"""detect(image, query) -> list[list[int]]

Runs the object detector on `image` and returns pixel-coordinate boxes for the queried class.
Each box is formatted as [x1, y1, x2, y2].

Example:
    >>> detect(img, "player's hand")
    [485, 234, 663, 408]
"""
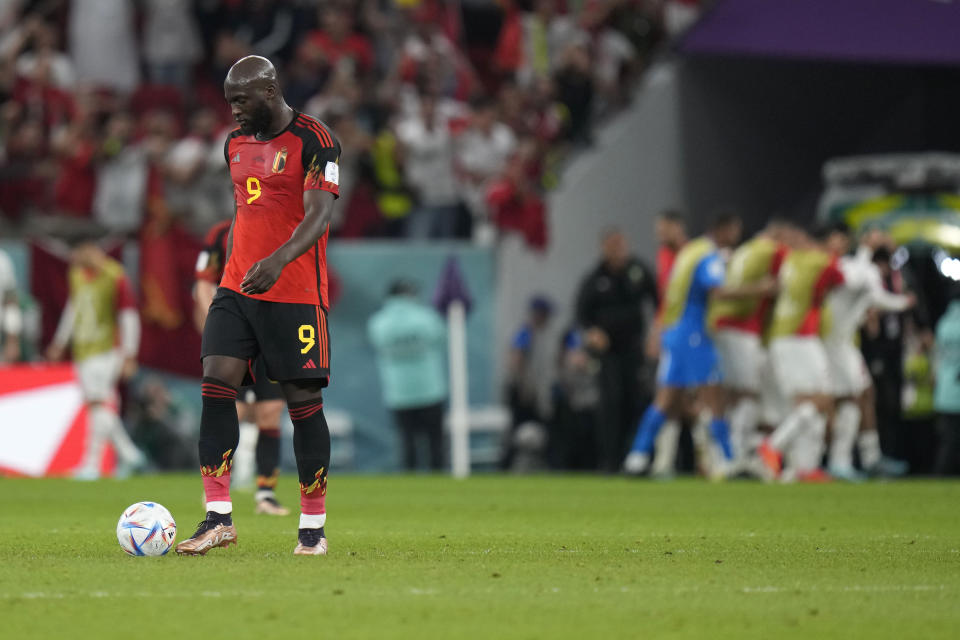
[757, 276, 779, 296]
[46, 343, 65, 362]
[121, 356, 138, 380]
[644, 327, 661, 360]
[241, 255, 286, 295]
[904, 293, 918, 309]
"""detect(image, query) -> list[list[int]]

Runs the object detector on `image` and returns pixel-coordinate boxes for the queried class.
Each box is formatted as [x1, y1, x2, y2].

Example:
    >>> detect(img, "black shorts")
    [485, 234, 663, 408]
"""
[202, 287, 330, 386]
[240, 357, 284, 402]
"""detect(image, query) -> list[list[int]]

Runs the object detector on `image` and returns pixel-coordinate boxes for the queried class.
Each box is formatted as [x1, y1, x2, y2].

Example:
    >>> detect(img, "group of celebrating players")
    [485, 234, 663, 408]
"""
[624, 212, 914, 482]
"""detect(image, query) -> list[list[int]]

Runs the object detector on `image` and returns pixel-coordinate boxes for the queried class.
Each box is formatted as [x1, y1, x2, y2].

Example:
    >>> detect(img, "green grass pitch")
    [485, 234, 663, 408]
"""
[1, 475, 958, 639]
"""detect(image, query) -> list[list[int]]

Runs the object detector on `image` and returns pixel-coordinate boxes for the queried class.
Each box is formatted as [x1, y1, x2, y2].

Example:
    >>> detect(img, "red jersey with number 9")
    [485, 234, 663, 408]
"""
[220, 111, 340, 308]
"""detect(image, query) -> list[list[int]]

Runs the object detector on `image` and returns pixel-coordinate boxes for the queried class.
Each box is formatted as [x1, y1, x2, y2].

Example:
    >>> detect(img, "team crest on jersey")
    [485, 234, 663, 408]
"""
[272, 147, 288, 174]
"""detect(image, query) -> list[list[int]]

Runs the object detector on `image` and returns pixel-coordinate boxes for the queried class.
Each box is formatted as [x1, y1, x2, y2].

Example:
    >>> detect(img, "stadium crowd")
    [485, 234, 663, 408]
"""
[0, 0, 664, 243]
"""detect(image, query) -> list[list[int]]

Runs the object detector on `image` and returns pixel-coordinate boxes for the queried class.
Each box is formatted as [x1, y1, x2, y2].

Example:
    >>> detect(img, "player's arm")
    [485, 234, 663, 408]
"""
[867, 269, 915, 313]
[1, 289, 21, 363]
[241, 189, 336, 295]
[711, 278, 778, 301]
[116, 275, 140, 379]
[701, 253, 776, 301]
[46, 300, 76, 362]
[194, 280, 217, 332]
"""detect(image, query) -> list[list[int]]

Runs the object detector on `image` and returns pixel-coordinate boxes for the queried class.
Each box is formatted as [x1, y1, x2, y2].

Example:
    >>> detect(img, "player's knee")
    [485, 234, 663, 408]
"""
[202, 355, 247, 388]
[281, 380, 324, 405]
[255, 400, 285, 427]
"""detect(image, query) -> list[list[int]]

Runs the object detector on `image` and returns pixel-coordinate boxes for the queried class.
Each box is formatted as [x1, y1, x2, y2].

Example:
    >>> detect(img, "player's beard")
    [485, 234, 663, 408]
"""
[241, 101, 273, 137]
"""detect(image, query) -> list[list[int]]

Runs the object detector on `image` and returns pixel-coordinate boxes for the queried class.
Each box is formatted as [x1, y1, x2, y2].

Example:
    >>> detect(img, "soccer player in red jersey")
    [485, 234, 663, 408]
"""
[176, 56, 340, 556]
[194, 220, 290, 516]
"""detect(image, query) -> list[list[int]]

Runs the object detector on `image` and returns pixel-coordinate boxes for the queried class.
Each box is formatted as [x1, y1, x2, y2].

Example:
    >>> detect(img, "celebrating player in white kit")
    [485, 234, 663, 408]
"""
[822, 227, 914, 480]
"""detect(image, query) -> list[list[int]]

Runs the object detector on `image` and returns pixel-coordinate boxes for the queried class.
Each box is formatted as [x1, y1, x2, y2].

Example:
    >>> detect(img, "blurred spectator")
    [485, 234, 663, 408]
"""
[10, 17, 76, 90]
[50, 98, 98, 218]
[485, 140, 547, 249]
[396, 91, 462, 239]
[142, 0, 202, 88]
[0, 247, 21, 363]
[399, 8, 475, 101]
[297, 3, 374, 85]
[368, 279, 448, 471]
[0, 109, 51, 220]
[92, 110, 147, 234]
[934, 294, 960, 475]
[586, 8, 637, 111]
[664, 0, 702, 37]
[553, 42, 594, 144]
[369, 121, 415, 237]
[456, 95, 516, 243]
[164, 107, 233, 236]
[495, 0, 587, 87]
[551, 327, 600, 469]
[502, 295, 554, 468]
[69, 0, 140, 93]
[576, 228, 657, 472]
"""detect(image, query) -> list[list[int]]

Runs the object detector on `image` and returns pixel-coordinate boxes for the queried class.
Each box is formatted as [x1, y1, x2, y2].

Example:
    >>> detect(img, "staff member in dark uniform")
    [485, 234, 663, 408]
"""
[575, 228, 657, 472]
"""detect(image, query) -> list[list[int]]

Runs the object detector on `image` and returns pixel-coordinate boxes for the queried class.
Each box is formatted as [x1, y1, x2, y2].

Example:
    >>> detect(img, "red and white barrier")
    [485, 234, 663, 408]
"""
[0, 364, 114, 477]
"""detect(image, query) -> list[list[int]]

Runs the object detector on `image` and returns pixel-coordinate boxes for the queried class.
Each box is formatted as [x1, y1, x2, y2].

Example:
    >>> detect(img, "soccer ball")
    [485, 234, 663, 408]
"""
[116, 502, 177, 557]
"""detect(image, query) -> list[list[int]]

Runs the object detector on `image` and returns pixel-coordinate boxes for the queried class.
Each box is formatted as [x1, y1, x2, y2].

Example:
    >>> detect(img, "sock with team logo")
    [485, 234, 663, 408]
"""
[199, 377, 240, 513]
[629, 406, 668, 455]
[255, 426, 281, 498]
[289, 398, 330, 525]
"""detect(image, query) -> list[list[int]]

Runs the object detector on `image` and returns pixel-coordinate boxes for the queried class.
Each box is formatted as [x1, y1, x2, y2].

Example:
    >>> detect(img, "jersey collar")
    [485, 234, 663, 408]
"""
[254, 109, 299, 142]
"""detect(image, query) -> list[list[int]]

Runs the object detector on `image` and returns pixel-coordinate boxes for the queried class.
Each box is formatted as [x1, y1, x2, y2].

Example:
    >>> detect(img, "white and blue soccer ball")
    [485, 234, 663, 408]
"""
[116, 502, 177, 557]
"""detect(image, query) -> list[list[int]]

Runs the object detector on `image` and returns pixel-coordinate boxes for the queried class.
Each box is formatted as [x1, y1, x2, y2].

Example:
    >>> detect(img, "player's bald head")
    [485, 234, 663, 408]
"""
[224, 56, 286, 135]
[225, 55, 279, 93]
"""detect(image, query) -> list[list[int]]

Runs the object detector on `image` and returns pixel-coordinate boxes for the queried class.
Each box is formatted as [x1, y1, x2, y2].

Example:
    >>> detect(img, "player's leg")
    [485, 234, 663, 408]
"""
[716, 331, 762, 471]
[255, 299, 333, 555]
[248, 358, 289, 515]
[650, 419, 680, 478]
[74, 351, 144, 480]
[423, 402, 445, 471]
[828, 397, 862, 481]
[177, 290, 257, 555]
[824, 343, 865, 481]
[254, 398, 289, 515]
[76, 400, 108, 480]
[283, 380, 330, 556]
[761, 338, 828, 478]
[700, 383, 734, 477]
[394, 408, 418, 470]
[784, 393, 831, 482]
[624, 385, 681, 474]
[856, 384, 887, 474]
